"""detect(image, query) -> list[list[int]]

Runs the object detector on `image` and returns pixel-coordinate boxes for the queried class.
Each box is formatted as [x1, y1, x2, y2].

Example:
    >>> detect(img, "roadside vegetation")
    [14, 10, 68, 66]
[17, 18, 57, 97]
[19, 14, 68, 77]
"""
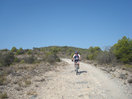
[39, 36, 132, 66]
[0, 46, 62, 98]
[0, 36, 131, 68]
[96, 36, 132, 65]
[1, 36, 131, 67]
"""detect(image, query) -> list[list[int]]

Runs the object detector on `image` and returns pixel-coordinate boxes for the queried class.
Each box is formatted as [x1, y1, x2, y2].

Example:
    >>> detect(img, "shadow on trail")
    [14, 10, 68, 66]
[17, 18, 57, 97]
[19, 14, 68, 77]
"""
[78, 70, 87, 75]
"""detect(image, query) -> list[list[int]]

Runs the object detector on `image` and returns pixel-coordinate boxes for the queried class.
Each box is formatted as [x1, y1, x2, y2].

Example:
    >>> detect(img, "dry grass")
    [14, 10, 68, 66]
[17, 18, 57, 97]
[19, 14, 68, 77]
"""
[0, 92, 8, 99]
[125, 64, 132, 68]
[18, 77, 31, 88]
[27, 90, 37, 96]
[0, 76, 7, 85]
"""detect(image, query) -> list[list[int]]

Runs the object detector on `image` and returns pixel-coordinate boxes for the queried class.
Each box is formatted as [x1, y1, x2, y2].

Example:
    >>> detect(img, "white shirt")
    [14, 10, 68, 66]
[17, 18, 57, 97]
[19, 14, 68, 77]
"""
[73, 54, 80, 58]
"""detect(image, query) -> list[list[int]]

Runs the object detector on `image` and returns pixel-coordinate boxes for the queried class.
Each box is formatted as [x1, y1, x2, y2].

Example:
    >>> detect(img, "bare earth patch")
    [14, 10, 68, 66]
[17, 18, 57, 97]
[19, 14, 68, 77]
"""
[0, 61, 67, 99]
[37, 59, 132, 99]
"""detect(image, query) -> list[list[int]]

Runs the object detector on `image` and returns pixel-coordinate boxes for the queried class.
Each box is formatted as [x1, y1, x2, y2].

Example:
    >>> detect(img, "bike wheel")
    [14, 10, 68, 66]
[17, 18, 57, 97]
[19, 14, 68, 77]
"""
[75, 64, 79, 75]
[76, 69, 78, 75]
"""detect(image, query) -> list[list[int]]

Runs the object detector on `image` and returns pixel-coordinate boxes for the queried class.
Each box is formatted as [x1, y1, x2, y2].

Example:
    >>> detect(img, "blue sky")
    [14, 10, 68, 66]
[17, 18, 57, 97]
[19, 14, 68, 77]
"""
[0, 0, 132, 50]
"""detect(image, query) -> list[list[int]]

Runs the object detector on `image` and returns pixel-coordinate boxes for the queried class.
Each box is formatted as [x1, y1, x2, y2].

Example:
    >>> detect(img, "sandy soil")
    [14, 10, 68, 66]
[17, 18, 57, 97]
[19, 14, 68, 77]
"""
[35, 59, 132, 99]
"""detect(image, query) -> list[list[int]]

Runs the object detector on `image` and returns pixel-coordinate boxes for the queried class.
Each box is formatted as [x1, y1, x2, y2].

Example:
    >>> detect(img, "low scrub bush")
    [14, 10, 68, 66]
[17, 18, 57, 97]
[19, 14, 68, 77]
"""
[0, 76, 7, 85]
[44, 52, 60, 64]
[27, 50, 32, 55]
[47, 54, 58, 63]
[23, 56, 35, 64]
[24, 80, 31, 86]
[0, 92, 8, 99]
[96, 51, 116, 64]
[18, 79, 31, 87]
[16, 48, 24, 55]
[14, 57, 20, 63]
[20, 60, 25, 64]
[0, 49, 9, 51]
[125, 64, 132, 68]
[0, 52, 15, 66]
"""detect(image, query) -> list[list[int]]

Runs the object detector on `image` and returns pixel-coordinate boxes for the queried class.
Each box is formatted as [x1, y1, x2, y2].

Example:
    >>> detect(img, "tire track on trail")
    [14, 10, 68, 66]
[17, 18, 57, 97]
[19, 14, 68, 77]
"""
[36, 59, 132, 99]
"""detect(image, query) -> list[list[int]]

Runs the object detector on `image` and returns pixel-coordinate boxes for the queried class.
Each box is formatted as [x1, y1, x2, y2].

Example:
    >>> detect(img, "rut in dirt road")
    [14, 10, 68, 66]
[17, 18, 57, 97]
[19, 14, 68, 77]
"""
[37, 59, 132, 99]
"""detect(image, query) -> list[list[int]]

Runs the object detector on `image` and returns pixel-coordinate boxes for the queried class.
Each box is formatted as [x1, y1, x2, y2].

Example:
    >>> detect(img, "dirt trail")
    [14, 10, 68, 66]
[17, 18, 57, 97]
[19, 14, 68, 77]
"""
[36, 59, 132, 99]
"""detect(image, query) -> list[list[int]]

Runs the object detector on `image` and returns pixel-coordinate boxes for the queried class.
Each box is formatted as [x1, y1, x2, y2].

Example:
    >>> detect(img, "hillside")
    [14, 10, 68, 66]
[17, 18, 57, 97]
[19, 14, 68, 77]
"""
[0, 36, 132, 98]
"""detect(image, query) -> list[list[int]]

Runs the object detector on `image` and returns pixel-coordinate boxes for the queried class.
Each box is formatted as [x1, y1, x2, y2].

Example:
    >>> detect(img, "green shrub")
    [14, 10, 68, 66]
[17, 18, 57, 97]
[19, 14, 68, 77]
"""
[0, 49, 9, 51]
[50, 46, 60, 55]
[71, 52, 74, 58]
[0, 52, 15, 66]
[87, 54, 94, 60]
[14, 57, 20, 63]
[112, 36, 132, 63]
[16, 48, 24, 55]
[66, 48, 74, 56]
[87, 46, 101, 60]
[27, 50, 32, 55]
[56, 58, 61, 62]
[11, 46, 17, 52]
[20, 60, 25, 64]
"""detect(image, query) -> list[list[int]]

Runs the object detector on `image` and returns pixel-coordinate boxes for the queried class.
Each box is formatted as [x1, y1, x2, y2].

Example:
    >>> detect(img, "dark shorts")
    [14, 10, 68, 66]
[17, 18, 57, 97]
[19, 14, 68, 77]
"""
[74, 60, 79, 63]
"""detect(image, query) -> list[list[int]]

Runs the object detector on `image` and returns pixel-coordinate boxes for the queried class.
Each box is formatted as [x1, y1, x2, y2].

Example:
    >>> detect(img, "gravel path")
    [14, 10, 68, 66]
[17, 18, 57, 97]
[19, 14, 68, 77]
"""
[36, 59, 132, 99]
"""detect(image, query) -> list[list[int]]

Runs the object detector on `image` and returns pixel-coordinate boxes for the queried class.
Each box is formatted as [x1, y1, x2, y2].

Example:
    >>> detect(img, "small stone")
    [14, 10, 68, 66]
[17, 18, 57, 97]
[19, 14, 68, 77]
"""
[35, 84, 39, 87]
[15, 87, 22, 91]
[127, 79, 132, 83]
[122, 67, 126, 70]
[13, 81, 17, 84]
[94, 64, 97, 66]
[40, 78, 45, 82]
[119, 74, 127, 79]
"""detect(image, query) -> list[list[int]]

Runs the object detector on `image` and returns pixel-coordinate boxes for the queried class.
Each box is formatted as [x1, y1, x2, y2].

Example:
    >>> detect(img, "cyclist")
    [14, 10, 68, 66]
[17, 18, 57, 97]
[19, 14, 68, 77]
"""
[72, 51, 81, 70]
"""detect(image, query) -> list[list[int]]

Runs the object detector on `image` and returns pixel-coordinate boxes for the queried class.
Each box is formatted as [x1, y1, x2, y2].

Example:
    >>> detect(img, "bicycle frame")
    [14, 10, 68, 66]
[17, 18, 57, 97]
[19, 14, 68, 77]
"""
[75, 61, 79, 75]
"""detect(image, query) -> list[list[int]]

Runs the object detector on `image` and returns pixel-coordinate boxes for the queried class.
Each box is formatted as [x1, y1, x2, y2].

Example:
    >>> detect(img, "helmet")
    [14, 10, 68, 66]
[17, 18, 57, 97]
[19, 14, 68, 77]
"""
[75, 51, 78, 54]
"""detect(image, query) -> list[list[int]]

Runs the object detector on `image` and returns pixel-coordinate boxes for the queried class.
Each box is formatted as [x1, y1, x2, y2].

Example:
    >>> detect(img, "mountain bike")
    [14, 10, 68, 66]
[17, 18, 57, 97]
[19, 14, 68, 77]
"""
[75, 61, 79, 75]
[72, 59, 80, 75]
